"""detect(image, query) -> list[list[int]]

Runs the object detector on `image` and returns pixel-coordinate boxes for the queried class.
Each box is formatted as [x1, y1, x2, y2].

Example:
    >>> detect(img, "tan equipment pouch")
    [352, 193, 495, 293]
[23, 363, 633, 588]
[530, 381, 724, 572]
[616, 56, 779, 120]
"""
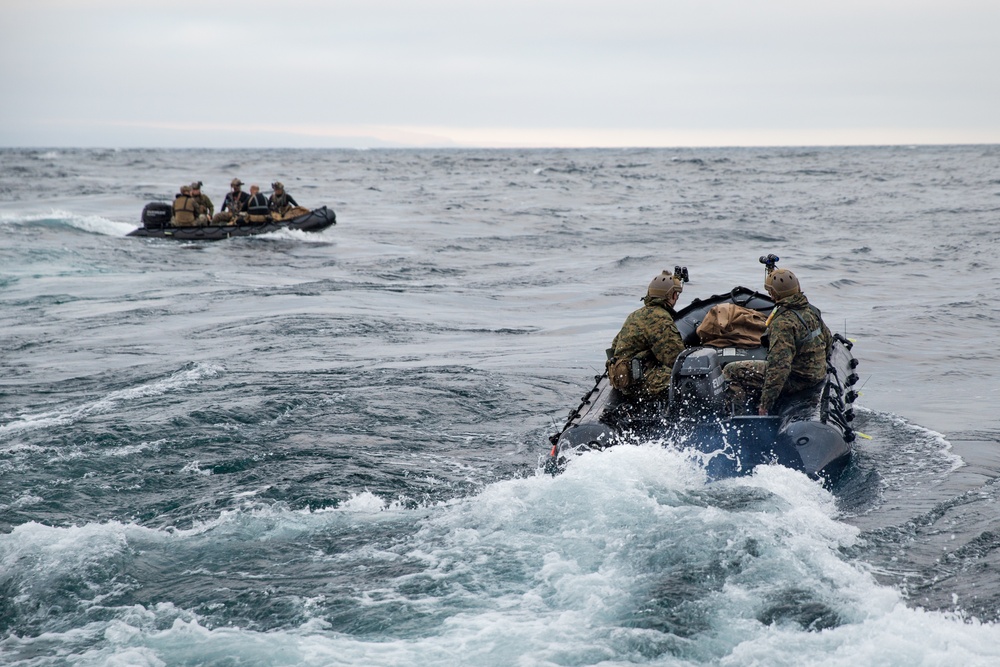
[608, 357, 633, 389]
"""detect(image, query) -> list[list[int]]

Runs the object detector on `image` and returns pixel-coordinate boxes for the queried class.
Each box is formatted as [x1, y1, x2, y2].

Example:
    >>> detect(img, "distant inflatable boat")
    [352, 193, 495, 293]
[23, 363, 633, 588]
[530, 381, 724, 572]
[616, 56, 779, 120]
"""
[127, 202, 336, 240]
[546, 286, 859, 481]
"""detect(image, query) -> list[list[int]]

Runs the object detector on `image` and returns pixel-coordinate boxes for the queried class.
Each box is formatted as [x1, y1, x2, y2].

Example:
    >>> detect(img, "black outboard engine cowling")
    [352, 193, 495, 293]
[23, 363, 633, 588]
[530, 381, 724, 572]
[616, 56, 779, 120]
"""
[141, 202, 173, 229]
[668, 347, 727, 421]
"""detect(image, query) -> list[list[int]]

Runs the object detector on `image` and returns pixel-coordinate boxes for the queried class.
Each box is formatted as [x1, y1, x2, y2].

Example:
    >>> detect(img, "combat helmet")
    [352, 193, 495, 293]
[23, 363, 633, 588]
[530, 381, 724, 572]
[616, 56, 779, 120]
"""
[764, 268, 800, 299]
[271, 181, 284, 191]
[646, 266, 688, 300]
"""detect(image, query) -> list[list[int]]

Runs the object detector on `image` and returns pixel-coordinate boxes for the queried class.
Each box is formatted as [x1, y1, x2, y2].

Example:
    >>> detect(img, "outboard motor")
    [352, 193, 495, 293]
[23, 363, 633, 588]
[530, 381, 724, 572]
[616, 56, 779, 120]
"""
[141, 202, 173, 229]
[668, 347, 727, 421]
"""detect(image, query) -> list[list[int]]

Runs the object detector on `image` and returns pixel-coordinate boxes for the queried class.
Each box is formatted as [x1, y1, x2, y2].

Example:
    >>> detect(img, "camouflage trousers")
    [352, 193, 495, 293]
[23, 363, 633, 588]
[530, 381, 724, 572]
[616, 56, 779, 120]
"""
[721, 360, 766, 415]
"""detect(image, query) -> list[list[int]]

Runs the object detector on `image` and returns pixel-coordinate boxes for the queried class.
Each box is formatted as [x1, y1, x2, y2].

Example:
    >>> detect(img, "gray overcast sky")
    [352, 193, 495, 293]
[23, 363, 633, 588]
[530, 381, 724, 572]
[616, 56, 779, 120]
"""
[2, 0, 998, 148]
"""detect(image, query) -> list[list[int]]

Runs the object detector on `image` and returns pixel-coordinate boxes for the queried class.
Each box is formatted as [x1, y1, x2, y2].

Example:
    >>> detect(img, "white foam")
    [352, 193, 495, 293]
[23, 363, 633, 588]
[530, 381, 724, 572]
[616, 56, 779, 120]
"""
[179, 460, 212, 476]
[339, 489, 397, 512]
[4, 446, 1000, 665]
[245, 226, 335, 243]
[885, 411, 965, 474]
[0, 209, 137, 236]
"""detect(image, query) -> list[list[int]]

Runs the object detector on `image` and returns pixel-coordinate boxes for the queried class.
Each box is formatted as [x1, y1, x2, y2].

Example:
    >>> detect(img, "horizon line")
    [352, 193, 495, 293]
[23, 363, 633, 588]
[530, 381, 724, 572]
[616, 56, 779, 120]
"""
[3, 140, 1000, 151]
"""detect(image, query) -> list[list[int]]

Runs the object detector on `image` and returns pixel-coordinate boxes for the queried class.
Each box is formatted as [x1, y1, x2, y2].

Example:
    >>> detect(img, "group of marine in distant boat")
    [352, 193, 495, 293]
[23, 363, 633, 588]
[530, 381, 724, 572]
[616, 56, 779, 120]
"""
[172, 178, 302, 227]
[128, 178, 337, 240]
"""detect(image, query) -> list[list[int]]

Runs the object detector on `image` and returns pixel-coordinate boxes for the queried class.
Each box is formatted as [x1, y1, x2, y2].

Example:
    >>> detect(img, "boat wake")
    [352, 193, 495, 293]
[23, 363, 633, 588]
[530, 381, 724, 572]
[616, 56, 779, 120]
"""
[4, 445, 1000, 665]
[0, 210, 136, 237]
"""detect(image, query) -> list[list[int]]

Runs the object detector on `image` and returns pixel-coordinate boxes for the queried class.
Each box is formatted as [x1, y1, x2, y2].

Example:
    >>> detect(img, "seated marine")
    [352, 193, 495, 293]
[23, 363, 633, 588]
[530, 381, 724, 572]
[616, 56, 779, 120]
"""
[606, 267, 688, 399]
[723, 261, 832, 415]
[268, 181, 299, 218]
[213, 178, 251, 224]
[246, 184, 271, 223]
[190, 181, 214, 219]
[172, 185, 205, 227]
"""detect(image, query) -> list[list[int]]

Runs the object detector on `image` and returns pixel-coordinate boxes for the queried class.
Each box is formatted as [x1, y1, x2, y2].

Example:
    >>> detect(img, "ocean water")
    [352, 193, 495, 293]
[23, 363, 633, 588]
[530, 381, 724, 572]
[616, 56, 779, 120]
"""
[1, 145, 999, 666]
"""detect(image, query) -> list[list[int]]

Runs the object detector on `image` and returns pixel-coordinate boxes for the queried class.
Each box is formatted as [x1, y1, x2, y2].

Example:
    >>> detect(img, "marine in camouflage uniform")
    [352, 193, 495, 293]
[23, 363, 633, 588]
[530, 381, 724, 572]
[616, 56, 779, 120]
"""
[723, 268, 832, 415]
[190, 182, 214, 219]
[607, 271, 686, 398]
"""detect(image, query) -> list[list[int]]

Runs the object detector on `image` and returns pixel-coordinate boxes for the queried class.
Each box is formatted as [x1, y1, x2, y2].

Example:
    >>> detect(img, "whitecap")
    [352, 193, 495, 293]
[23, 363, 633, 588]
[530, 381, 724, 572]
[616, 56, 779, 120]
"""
[0, 363, 224, 442]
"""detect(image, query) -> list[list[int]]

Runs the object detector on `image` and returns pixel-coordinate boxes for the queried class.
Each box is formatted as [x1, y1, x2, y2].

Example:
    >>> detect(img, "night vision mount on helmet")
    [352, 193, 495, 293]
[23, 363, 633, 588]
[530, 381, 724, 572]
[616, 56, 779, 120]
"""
[760, 254, 801, 300]
[646, 266, 690, 299]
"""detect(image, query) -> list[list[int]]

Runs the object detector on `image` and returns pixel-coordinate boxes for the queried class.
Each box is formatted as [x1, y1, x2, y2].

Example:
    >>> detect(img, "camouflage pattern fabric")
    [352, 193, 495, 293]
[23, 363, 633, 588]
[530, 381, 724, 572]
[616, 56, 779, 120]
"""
[192, 193, 214, 217]
[759, 293, 832, 412]
[607, 296, 684, 397]
[721, 359, 766, 415]
[722, 292, 831, 414]
[759, 293, 832, 411]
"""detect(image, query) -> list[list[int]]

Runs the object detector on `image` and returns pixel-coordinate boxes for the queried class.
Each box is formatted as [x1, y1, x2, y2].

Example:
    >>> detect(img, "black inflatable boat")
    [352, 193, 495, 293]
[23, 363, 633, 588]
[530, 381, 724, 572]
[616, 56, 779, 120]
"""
[546, 286, 859, 480]
[126, 202, 336, 240]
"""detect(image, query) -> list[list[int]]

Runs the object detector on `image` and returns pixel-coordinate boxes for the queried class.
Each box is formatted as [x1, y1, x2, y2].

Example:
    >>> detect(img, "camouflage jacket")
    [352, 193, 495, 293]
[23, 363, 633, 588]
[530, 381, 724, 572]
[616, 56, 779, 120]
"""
[608, 296, 684, 396]
[760, 292, 832, 412]
[192, 193, 214, 217]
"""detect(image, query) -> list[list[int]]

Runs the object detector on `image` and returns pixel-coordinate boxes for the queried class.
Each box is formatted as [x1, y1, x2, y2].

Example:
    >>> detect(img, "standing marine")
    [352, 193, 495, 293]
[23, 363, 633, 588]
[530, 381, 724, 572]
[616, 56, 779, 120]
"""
[606, 267, 689, 398]
[723, 256, 832, 415]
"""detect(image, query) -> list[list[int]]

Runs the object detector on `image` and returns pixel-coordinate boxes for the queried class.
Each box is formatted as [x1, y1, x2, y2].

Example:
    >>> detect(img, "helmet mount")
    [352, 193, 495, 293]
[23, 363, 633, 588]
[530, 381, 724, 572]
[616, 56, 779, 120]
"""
[759, 253, 780, 275]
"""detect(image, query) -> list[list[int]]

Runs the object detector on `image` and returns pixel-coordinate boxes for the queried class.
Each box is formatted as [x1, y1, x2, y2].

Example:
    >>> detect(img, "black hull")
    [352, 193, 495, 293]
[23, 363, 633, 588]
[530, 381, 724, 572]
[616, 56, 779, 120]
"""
[548, 286, 858, 481]
[127, 206, 336, 240]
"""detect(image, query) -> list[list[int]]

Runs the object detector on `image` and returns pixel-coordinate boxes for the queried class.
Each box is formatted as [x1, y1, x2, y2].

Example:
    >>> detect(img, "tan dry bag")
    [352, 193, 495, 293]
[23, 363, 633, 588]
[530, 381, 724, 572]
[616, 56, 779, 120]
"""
[696, 303, 768, 348]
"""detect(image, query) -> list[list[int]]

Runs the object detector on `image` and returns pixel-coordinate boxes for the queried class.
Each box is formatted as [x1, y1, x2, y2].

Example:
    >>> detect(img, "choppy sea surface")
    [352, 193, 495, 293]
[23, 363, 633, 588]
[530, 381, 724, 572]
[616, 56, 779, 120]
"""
[1, 146, 1000, 666]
